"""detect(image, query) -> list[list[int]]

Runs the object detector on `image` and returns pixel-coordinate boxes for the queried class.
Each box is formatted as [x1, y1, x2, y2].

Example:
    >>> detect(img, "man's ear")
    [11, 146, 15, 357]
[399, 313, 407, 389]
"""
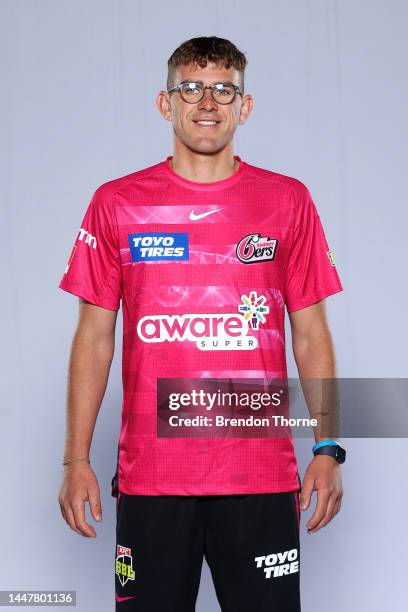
[156, 91, 172, 121]
[238, 95, 254, 124]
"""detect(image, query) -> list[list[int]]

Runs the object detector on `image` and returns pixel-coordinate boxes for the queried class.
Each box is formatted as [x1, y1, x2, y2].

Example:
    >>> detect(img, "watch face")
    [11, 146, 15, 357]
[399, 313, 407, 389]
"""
[336, 446, 346, 463]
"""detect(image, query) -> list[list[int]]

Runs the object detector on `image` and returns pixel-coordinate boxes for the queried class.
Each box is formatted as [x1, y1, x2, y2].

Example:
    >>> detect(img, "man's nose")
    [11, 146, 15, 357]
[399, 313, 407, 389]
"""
[197, 88, 217, 110]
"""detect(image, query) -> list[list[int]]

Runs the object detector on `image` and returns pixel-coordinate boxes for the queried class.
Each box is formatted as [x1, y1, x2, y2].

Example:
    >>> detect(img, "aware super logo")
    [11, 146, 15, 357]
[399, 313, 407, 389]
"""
[136, 291, 269, 351]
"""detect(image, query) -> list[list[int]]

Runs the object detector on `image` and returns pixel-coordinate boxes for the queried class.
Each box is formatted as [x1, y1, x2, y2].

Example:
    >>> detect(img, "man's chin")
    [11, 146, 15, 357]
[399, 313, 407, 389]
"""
[183, 138, 228, 155]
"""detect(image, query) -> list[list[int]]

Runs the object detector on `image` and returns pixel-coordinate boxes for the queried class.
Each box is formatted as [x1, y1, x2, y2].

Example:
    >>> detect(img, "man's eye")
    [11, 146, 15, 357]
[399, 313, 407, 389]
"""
[185, 83, 200, 93]
[214, 85, 233, 96]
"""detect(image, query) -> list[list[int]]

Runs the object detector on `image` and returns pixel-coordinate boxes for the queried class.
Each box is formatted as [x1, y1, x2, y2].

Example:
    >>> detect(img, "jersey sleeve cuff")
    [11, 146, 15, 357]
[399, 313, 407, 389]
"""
[58, 279, 120, 311]
[285, 283, 344, 314]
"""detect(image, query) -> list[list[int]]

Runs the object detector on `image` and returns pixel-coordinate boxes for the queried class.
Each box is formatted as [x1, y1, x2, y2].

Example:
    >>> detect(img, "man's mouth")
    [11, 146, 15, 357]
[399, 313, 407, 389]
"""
[193, 119, 221, 126]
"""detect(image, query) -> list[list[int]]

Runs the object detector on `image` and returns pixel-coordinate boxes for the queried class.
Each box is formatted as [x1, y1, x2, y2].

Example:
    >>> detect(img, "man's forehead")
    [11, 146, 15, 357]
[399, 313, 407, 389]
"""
[175, 61, 239, 84]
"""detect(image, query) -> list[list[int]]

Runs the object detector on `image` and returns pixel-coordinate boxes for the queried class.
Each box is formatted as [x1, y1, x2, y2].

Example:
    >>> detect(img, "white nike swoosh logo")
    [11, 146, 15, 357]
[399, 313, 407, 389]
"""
[189, 208, 223, 221]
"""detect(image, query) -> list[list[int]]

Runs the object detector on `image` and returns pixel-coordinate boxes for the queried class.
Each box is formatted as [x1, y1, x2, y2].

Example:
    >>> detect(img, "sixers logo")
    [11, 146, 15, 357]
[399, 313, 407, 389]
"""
[236, 233, 278, 264]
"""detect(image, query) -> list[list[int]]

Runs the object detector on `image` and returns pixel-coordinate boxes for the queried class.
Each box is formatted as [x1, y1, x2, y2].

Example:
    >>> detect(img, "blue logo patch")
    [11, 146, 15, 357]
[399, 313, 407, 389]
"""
[128, 232, 189, 262]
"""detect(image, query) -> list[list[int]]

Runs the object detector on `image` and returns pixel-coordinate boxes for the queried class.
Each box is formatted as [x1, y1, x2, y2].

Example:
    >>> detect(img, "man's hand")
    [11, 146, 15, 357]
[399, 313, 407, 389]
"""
[300, 455, 343, 532]
[58, 463, 102, 537]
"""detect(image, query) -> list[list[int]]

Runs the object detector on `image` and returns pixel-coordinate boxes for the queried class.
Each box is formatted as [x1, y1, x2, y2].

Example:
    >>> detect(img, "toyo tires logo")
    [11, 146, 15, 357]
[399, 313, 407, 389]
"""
[136, 292, 269, 351]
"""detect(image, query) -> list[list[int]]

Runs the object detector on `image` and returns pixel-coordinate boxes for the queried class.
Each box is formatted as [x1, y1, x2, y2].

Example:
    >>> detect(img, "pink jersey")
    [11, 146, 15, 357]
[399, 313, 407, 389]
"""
[59, 155, 343, 495]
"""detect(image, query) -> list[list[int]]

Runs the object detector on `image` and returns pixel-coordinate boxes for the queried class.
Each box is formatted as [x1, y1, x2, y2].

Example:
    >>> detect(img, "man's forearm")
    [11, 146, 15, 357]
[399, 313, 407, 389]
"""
[292, 330, 340, 442]
[292, 324, 336, 377]
[63, 331, 114, 461]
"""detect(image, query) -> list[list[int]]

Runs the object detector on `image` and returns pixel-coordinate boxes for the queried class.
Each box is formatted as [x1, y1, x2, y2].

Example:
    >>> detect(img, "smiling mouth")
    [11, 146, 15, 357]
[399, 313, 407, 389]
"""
[193, 119, 221, 127]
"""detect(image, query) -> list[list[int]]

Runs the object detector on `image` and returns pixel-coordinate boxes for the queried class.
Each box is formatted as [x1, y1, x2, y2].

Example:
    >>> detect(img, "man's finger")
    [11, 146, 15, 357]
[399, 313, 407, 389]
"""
[88, 489, 102, 522]
[64, 504, 85, 537]
[333, 492, 343, 516]
[307, 488, 330, 531]
[71, 500, 97, 538]
[59, 499, 67, 521]
[309, 492, 337, 532]
[300, 476, 314, 510]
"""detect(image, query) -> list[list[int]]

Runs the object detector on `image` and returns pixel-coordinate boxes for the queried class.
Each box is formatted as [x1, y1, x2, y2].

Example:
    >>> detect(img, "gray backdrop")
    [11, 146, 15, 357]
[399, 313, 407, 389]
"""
[1, 0, 407, 610]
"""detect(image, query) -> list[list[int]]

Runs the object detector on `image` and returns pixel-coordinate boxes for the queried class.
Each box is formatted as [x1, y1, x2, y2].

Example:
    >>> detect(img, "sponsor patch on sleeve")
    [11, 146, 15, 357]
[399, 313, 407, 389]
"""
[327, 250, 336, 266]
[64, 244, 77, 274]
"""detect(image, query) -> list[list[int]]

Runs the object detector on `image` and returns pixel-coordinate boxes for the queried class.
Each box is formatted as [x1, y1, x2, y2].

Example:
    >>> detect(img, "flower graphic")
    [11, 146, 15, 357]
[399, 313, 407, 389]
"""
[238, 291, 269, 329]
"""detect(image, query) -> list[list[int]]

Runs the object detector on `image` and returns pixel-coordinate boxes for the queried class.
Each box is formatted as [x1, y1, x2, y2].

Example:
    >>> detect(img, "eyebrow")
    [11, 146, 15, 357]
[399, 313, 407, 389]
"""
[178, 79, 235, 86]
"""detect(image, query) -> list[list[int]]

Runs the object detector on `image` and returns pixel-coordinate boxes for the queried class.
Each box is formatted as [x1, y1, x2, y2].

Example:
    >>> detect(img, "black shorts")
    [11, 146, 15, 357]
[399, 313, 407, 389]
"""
[114, 488, 301, 612]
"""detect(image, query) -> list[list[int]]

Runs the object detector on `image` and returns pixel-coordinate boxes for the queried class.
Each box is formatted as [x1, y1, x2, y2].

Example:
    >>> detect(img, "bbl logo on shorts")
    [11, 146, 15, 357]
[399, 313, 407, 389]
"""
[128, 232, 189, 262]
[236, 232, 278, 264]
[116, 544, 135, 586]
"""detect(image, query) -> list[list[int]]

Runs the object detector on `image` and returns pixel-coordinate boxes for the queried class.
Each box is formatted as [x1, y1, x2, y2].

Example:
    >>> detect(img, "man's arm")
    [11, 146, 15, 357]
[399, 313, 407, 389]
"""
[58, 298, 118, 538]
[288, 299, 343, 532]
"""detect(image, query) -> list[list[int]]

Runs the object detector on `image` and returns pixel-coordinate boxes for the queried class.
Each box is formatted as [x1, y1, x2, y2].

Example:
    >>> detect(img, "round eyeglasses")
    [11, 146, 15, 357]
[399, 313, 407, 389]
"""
[167, 81, 243, 105]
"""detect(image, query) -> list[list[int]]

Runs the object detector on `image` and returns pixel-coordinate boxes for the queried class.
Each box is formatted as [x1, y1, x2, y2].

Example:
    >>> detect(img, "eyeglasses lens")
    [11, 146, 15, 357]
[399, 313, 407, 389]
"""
[180, 82, 235, 104]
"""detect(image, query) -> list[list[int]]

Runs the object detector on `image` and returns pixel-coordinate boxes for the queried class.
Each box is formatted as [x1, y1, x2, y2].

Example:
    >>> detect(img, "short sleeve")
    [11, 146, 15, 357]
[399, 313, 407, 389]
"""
[58, 186, 122, 311]
[285, 184, 343, 313]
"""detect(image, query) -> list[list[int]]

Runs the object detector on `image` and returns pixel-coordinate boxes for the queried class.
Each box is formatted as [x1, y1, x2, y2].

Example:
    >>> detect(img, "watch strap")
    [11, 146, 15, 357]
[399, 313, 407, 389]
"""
[313, 444, 346, 464]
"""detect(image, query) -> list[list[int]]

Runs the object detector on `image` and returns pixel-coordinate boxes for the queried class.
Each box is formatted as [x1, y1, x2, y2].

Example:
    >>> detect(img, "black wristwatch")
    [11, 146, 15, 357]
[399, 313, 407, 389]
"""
[313, 444, 346, 464]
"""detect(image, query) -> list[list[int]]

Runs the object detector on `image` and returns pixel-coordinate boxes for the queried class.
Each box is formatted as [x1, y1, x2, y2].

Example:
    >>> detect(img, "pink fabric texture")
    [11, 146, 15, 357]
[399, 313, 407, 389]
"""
[59, 156, 343, 495]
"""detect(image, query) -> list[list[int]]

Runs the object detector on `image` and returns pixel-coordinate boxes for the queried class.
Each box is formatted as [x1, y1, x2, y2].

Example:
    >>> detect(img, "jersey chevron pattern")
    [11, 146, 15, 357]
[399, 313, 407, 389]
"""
[59, 155, 343, 495]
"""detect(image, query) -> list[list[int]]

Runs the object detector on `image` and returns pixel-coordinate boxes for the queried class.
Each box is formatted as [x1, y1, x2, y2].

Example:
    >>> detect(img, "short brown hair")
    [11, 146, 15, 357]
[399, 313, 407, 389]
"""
[167, 36, 248, 93]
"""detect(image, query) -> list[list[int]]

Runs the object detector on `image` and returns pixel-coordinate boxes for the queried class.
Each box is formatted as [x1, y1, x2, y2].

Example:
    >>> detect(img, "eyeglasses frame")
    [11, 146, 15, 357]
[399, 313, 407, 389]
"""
[167, 80, 244, 105]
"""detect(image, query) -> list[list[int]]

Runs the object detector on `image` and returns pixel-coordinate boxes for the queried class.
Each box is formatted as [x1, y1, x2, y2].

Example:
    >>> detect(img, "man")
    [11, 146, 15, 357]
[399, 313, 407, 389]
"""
[58, 36, 345, 611]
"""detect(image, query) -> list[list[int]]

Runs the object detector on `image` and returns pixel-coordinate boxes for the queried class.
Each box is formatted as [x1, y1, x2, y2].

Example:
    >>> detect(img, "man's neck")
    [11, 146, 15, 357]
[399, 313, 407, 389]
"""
[169, 147, 239, 183]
